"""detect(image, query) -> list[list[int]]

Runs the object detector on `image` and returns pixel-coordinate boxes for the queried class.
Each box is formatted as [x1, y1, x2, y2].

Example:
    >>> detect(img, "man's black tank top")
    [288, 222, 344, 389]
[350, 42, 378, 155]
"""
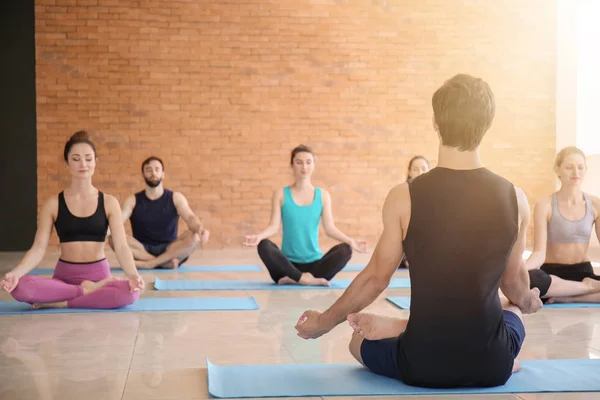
[129, 189, 179, 246]
[399, 167, 519, 388]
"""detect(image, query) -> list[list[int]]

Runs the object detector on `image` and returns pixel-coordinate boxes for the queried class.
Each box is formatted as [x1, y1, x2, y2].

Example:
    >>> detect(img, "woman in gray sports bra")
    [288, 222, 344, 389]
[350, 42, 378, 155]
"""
[526, 147, 600, 303]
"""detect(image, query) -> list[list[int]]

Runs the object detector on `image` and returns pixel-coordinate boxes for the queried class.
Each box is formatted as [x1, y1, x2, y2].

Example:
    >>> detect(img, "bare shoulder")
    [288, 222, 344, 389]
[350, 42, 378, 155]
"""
[513, 186, 529, 210]
[511, 186, 531, 228]
[42, 195, 59, 218]
[587, 193, 600, 218]
[123, 193, 136, 206]
[320, 188, 331, 202]
[586, 193, 600, 204]
[385, 183, 410, 213]
[380, 184, 410, 239]
[172, 191, 186, 202]
[103, 193, 120, 210]
[534, 194, 553, 212]
[273, 187, 285, 203]
[391, 182, 410, 201]
[44, 195, 59, 209]
[527, 194, 553, 224]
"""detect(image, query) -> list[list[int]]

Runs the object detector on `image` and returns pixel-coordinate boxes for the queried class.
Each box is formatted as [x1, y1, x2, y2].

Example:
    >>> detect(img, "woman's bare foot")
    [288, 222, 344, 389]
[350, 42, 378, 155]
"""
[278, 277, 297, 285]
[347, 313, 408, 341]
[278, 274, 330, 286]
[32, 301, 68, 310]
[512, 359, 521, 373]
[583, 277, 600, 293]
[164, 259, 179, 269]
[299, 273, 331, 287]
[81, 277, 116, 295]
[548, 279, 600, 304]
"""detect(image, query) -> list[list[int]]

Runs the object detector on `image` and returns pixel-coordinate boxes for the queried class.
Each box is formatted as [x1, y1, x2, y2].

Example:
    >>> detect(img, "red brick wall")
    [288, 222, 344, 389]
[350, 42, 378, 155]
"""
[35, 0, 556, 249]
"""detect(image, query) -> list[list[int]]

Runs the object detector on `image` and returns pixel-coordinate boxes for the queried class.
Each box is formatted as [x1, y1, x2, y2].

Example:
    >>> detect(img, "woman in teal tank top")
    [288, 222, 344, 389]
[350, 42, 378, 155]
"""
[243, 145, 367, 285]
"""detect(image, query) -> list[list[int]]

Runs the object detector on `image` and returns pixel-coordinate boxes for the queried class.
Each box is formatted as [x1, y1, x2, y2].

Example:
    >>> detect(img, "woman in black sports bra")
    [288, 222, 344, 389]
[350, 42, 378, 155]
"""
[1, 131, 145, 309]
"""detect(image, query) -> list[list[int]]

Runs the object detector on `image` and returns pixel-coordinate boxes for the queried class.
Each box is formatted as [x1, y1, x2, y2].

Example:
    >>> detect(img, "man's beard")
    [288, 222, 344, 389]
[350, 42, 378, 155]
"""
[145, 177, 162, 188]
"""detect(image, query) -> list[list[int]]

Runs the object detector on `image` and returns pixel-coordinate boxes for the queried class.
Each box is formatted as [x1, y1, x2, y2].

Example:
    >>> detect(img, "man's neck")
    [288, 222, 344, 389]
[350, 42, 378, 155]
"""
[436, 145, 484, 170]
[145, 185, 164, 200]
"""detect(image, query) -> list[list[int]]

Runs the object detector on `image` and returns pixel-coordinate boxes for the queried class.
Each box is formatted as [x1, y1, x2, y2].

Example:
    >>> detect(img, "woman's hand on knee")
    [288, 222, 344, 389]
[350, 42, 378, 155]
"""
[128, 274, 145, 292]
[1, 273, 19, 293]
[243, 234, 261, 247]
[349, 238, 368, 253]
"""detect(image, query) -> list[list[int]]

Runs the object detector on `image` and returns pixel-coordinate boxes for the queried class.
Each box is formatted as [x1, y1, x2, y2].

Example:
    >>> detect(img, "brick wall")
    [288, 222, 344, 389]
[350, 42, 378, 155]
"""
[35, 0, 556, 249]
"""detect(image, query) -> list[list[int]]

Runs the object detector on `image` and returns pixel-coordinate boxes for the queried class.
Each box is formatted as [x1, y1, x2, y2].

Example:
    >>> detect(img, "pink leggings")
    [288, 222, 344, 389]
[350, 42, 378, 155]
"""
[10, 259, 139, 309]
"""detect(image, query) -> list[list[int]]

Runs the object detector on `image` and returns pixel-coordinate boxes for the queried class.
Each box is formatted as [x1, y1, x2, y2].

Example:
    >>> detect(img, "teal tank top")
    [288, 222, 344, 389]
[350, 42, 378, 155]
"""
[281, 186, 323, 263]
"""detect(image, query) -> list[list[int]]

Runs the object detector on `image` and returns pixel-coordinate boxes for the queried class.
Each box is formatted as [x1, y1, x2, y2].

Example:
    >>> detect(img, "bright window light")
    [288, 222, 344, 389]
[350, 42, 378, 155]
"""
[576, 1, 600, 155]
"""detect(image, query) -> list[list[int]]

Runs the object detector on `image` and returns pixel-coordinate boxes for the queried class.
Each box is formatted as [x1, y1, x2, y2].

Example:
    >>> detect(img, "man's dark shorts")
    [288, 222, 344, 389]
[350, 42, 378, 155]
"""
[360, 310, 526, 381]
[143, 242, 189, 266]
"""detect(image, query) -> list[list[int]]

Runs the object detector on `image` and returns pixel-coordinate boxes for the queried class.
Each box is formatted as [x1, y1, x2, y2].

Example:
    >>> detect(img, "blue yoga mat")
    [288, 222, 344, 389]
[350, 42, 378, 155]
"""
[0, 297, 258, 315]
[387, 296, 412, 309]
[206, 358, 600, 397]
[387, 296, 600, 310]
[154, 277, 411, 291]
[343, 264, 365, 272]
[28, 264, 263, 276]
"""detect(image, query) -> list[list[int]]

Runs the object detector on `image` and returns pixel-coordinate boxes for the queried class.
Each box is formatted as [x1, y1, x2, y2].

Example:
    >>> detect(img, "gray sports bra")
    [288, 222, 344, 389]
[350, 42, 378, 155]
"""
[547, 192, 595, 244]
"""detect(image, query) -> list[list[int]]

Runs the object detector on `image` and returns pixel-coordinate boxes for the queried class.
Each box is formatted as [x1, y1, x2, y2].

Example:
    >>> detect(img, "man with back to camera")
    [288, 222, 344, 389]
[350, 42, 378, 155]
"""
[295, 74, 543, 388]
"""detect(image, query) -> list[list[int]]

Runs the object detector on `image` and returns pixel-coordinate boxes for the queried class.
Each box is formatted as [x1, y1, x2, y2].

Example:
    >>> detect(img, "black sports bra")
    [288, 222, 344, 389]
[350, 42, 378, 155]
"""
[54, 191, 109, 243]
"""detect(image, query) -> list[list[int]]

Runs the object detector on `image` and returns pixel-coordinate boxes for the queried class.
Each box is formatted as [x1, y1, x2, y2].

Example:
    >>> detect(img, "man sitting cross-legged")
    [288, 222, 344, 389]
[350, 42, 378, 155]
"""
[295, 74, 543, 389]
[109, 156, 209, 269]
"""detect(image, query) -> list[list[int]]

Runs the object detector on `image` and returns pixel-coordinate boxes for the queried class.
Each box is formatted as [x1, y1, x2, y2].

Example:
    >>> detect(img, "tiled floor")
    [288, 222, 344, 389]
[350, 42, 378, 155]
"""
[1, 249, 600, 399]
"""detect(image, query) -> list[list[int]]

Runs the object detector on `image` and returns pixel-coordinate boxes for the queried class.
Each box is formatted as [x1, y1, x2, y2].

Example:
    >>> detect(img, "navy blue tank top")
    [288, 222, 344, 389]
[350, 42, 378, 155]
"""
[129, 189, 179, 246]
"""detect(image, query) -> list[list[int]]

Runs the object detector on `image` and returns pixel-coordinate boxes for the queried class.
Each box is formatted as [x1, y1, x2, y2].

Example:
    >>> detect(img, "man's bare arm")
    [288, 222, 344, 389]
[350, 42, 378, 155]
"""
[319, 184, 407, 329]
